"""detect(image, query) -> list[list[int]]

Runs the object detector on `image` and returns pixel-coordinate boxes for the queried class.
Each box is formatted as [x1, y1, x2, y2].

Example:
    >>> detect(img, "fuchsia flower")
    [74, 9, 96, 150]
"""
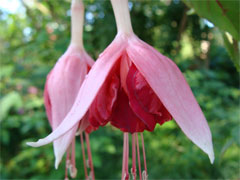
[28, 0, 214, 179]
[39, 0, 96, 179]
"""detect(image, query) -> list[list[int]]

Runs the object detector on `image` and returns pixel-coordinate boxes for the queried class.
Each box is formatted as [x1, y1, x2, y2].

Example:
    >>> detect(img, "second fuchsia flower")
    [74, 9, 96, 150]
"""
[42, 0, 96, 179]
[28, 0, 214, 178]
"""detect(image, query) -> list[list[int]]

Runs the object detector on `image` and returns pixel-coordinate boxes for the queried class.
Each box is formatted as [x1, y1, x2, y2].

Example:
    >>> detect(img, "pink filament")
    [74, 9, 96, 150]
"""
[131, 133, 136, 180]
[69, 139, 77, 178]
[141, 133, 147, 175]
[80, 133, 88, 179]
[136, 133, 142, 180]
[65, 149, 70, 180]
[122, 133, 129, 180]
[85, 132, 95, 180]
[71, 139, 76, 170]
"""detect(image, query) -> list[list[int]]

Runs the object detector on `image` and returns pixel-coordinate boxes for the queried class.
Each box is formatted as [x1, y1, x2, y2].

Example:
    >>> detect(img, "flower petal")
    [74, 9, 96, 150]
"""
[126, 64, 157, 131]
[54, 126, 78, 169]
[127, 36, 214, 163]
[110, 88, 146, 133]
[43, 72, 53, 126]
[45, 50, 89, 168]
[89, 72, 120, 127]
[26, 35, 127, 147]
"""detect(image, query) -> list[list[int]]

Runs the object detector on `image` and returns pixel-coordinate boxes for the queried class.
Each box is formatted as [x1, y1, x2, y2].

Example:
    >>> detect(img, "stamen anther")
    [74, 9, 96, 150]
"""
[88, 171, 94, 180]
[86, 159, 90, 168]
[142, 170, 148, 180]
[69, 165, 78, 178]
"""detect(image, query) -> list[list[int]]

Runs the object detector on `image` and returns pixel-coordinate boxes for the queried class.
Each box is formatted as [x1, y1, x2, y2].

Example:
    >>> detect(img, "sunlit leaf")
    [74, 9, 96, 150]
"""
[183, 0, 239, 70]
[183, 0, 239, 40]
[222, 32, 240, 71]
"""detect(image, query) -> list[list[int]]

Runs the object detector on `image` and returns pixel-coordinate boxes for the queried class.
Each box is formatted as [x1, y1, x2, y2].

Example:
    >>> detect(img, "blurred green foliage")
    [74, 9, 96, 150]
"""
[183, 0, 240, 71]
[0, 0, 239, 179]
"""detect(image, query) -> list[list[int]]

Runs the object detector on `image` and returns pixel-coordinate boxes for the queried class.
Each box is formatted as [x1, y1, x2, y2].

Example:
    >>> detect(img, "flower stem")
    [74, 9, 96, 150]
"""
[70, 0, 84, 48]
[110, 0, 133, 35]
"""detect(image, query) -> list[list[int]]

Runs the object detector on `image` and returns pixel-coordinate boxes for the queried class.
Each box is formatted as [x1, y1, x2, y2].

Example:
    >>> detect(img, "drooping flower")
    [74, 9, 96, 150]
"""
[27, 0, 214, 178]
[39, 0, 96, 179]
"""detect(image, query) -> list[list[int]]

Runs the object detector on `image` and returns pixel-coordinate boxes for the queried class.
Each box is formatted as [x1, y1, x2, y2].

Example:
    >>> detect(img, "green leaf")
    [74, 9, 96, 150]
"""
[183, 0, 240, 70]
[222, 32, 240, 71]
[0, 91, 23, 122]
[183, 0, 239, 41]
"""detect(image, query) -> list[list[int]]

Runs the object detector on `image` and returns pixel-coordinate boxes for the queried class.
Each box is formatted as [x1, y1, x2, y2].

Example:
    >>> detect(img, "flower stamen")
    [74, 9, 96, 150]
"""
[85, 132, 95, 180]
[64, 150, 70, 180]
[80, 133, 88, 179]
[131, 133, 136, 180]
[136, 133, 142, 180]
[70, 139, 77, 178]
[141, 133, 147, 176]
[122, 133, 129, 180]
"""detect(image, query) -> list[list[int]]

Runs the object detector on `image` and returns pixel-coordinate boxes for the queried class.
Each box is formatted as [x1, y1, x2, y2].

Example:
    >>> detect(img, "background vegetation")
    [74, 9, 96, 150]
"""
[0, 0, 239, 179]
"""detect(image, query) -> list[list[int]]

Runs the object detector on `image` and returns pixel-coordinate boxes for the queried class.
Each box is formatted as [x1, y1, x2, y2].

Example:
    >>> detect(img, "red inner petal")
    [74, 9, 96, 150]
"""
[126, 65, 157, 131]
[126, 65, 172, 129]
[85, 124, 98, 134]
[88, 72, 120, 127]
[110, 88, 146, 133]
